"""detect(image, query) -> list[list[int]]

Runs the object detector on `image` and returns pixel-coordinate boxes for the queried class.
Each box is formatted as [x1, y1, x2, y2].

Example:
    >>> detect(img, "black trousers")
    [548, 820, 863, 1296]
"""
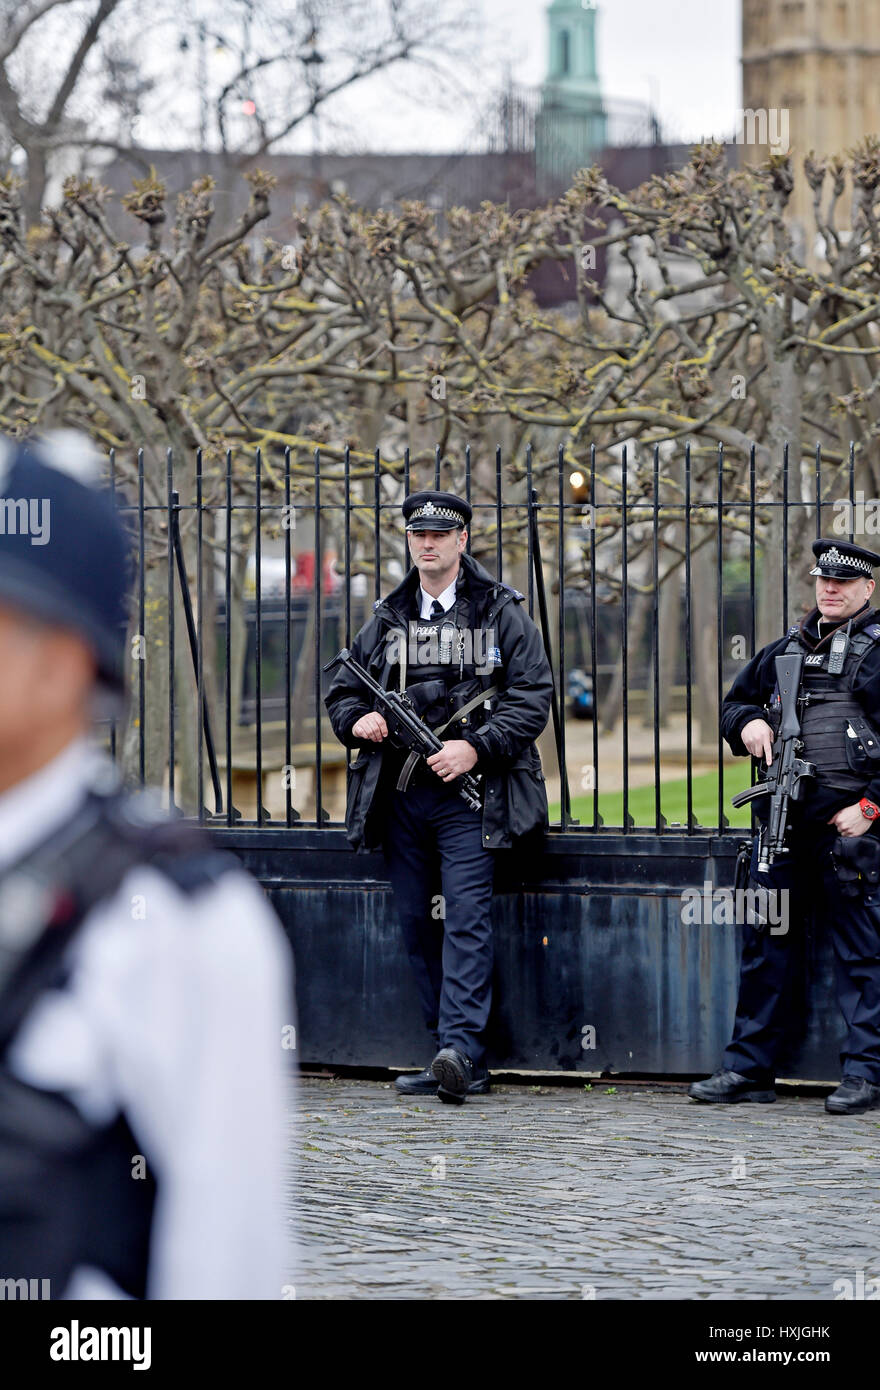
[723, 825, 880, 1084]
[382, 778, 494, 1066]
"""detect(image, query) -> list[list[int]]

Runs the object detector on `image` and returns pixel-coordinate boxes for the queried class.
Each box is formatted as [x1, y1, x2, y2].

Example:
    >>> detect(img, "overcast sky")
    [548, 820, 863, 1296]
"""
[320, 0, 742, 154]
[55, 0, 740, 159]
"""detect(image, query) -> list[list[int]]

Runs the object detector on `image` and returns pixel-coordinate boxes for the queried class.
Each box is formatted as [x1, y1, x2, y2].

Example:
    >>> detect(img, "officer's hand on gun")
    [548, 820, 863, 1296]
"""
[741, 718, 775, 765]
[740, 717, 871, 839]
[350, 713, 477, 783]
[352, 713, 388, 742]
[426, 740, 478, 783]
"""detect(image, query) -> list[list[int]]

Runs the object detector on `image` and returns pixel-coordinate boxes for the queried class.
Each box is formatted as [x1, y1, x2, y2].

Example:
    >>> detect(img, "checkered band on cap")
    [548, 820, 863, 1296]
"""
[812, 546, 874, 575]
[406, 500, 466, 526]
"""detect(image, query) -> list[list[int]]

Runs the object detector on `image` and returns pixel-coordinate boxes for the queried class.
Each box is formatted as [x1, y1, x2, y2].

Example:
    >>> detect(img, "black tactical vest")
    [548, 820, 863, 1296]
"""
[770, 620, 880, 794]
[0, 781, 236, 1300]
[398, 586, 497, 730]
[374, 584, 499, 791]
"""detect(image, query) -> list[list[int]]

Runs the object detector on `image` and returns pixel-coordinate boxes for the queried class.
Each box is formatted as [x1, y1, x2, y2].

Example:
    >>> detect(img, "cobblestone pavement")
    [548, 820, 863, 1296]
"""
[289, 1076, 880, 1300]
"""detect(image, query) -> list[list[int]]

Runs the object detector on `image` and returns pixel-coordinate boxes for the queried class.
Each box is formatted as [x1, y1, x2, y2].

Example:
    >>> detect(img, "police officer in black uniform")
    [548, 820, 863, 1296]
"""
[690, 538, 880, 1114]
[0, 431, 292, 1298]
[325, 490, 553, 1103]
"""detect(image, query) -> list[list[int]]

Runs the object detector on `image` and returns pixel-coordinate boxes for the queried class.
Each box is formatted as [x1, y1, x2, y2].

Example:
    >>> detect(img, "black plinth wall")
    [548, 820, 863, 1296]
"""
[216, 828, 842, 1081]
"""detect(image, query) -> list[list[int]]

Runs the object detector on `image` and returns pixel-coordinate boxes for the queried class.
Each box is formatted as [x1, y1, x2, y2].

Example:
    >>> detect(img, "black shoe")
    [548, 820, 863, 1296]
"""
[395, 1067, 440, 1096]
[688, 1068, 776, 1104]
[825, 1076, 880, 1114]
[431, 1047, 475, 1105]
[395, 1065, 490, 1097]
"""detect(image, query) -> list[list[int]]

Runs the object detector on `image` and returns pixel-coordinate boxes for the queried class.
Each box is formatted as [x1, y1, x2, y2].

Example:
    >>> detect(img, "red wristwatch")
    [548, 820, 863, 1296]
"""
[860, 798, 880, 820]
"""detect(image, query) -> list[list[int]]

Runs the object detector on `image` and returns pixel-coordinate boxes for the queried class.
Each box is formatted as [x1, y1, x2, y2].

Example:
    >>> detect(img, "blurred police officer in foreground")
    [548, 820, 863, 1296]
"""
[325, 491, 552, 1103]
[691, 539, 880, 1115]
[0, 432, 293, 1298]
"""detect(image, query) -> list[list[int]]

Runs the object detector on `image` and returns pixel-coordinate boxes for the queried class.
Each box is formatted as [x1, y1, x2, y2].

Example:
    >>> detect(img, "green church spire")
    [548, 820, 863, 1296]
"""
[546, 0, 601, 91]
[537, 0, 607, 188]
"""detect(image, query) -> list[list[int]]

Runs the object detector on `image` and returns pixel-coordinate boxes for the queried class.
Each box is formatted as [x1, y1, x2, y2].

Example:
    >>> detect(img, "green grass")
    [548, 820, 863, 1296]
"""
[550, 769, 753, 829]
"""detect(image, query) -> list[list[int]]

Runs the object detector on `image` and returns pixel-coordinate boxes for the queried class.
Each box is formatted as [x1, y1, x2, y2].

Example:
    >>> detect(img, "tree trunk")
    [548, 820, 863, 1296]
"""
[601, 586, 652, 736]
[757, 349, 804, 647]
[653, 556, 682, 731]
[291, 590, 317, 747]
[23, 148, 48, 225]
[173, 556, 223, 816]
[121, 561, 169, 789]
[691, 540, 719, 752]
[228, 543, 249, 738]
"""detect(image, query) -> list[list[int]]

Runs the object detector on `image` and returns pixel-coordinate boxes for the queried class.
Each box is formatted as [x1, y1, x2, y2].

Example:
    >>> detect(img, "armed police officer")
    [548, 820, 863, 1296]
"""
[325, 490, 553, 1103]
[690, 538, 880, 1115]
[0, 431, 293, 1297]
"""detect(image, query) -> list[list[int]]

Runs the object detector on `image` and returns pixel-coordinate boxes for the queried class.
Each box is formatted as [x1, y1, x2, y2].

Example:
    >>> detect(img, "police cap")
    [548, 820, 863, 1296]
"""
[809, 538, 880, 580]
[0, 432, 132, 690]
[403, 490, 471, 532]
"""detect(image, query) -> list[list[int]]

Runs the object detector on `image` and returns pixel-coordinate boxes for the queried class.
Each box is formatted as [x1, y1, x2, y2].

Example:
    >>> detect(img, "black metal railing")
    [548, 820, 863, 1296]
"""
[103, 439, 865, 835]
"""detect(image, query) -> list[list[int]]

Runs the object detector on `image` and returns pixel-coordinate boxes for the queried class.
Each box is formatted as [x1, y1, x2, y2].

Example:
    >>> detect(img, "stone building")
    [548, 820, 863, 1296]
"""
[741, 0, 880, 245]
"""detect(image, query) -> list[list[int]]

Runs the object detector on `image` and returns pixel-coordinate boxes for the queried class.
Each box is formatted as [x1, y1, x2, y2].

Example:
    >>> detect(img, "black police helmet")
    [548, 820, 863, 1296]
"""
[0, 432, 132, 690]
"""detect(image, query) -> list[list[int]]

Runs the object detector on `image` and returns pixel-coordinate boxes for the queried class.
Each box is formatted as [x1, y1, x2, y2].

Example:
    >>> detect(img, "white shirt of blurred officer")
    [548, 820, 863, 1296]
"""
[0, 602, 295, 1299]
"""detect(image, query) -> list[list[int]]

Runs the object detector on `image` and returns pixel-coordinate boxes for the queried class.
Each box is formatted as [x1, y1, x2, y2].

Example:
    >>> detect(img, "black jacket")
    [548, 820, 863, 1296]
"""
[721, 601, 880, 820]
[324, 552, 554, 851]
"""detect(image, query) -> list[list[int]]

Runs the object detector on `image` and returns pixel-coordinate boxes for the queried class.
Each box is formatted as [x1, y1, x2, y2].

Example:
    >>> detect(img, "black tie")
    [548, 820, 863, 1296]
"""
[430, 600, 445, 619]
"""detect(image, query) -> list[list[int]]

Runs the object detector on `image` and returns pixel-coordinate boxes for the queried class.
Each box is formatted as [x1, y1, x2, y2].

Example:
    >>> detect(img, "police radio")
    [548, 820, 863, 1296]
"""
[827, 619, 852, 675]
[438, 621, 456, 665]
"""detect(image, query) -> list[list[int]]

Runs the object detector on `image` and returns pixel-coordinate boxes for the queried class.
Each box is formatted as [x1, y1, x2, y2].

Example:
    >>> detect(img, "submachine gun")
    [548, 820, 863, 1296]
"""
[322, 648, 483, 813]
[730, 652, 816, 872]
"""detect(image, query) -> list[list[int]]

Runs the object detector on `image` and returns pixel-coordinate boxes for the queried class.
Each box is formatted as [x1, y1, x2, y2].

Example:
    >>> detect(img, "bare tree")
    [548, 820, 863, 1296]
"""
[0, 0, 477, 219]
[0, 0, 123, 220]
[3, 142, 880, 772]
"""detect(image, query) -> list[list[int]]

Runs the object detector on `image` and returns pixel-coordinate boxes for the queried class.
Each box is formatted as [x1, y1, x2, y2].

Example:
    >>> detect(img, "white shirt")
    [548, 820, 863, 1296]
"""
[419, 576, 458, 619]
[3, 736, 294, 1300]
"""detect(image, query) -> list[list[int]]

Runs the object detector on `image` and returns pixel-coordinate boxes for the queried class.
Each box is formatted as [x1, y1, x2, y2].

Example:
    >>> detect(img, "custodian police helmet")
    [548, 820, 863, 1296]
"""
[0, 432, 132, 690]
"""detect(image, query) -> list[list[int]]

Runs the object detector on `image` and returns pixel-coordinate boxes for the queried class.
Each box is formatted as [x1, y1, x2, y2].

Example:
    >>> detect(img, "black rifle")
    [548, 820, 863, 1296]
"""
[322, 649, 483, 813]
[730, 652, 816, 872]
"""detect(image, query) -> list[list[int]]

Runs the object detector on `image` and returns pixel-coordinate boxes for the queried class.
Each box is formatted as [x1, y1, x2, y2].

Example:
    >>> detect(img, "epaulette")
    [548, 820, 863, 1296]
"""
[498, 582, 524, 601]
[786, 623, 799, 637]
[865, 623, 880, 641]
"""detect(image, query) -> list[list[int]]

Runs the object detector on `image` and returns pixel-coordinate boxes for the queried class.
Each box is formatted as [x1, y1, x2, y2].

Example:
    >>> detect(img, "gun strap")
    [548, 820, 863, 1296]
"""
[433, 686, 499, 736]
